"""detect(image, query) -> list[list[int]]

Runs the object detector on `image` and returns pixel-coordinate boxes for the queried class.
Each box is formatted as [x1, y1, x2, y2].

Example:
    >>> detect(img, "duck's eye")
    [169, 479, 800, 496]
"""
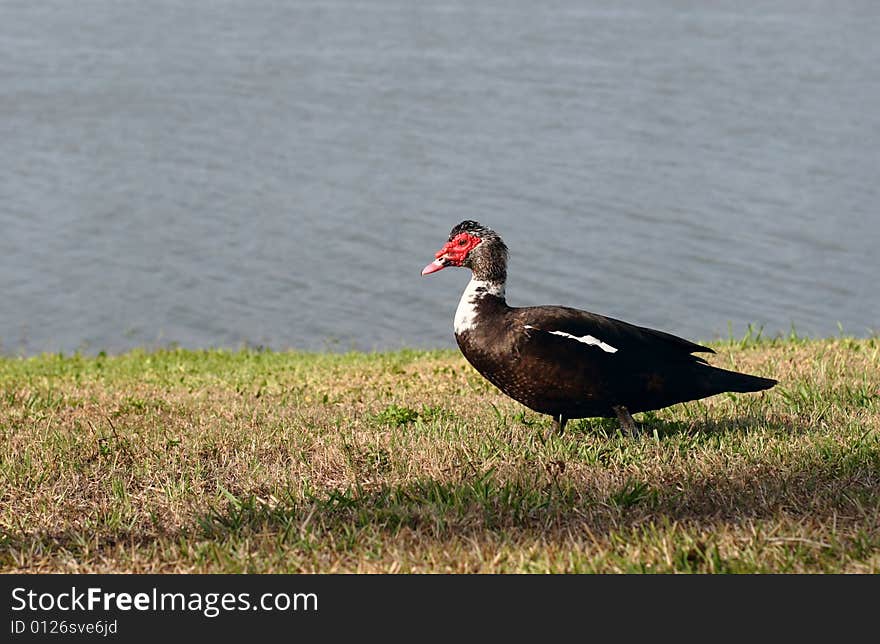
[458, 237, 468, 246]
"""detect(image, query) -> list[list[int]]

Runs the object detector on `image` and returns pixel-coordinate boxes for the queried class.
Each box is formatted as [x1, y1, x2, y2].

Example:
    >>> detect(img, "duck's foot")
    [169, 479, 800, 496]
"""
[552, 414, 568, 435]
[612, 405, 638, 436]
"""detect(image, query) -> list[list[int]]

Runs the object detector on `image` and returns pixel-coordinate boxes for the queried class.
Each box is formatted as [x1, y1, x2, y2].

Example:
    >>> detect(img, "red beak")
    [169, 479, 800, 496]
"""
[422, 240, 455, 275]
[421, 258, 447, 275]
[422, 234, 480, 276]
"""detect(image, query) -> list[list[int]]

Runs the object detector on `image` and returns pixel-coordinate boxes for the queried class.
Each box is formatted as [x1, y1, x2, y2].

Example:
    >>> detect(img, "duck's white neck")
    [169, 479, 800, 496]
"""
[454, 276, 506, 335]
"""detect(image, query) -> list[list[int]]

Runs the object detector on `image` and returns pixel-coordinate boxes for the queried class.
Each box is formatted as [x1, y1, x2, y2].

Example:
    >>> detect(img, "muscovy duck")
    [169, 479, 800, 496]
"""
[421, 221, 776, 434]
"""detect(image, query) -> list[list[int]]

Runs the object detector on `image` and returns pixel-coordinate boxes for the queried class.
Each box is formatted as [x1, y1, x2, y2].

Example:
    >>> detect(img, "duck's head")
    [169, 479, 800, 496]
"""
[421, 221, 508, 282]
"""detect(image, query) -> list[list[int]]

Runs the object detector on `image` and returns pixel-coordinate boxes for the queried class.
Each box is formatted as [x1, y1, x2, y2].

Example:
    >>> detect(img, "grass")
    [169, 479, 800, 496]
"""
[0, 335, 878, 573]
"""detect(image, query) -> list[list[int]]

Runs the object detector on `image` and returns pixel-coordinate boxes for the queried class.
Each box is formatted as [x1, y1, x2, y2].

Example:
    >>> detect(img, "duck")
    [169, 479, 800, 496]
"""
[421, 220, 776, 434]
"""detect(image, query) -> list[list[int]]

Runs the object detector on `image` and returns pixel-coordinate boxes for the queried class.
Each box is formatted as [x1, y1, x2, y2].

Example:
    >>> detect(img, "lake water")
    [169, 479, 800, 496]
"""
[1, 1, 878, 355]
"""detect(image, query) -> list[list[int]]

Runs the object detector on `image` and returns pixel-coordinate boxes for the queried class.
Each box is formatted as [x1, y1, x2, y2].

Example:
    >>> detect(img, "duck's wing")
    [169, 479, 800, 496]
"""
[512, 305, 714, 363]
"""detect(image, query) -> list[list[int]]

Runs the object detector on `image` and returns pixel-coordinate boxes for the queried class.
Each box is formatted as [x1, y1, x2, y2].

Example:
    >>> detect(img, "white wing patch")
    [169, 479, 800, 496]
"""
[524, 325, 618, 353]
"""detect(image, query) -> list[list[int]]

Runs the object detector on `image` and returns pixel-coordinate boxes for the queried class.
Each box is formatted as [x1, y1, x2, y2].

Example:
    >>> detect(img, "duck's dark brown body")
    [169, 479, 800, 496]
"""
[455, 294, 775, 420]
[423, 220, 776, 431]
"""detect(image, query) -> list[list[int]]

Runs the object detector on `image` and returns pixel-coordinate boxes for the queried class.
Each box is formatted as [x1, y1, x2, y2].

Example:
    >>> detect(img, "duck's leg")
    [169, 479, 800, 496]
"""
[612, 405, 637, 436]
[552, 413, 568, 434]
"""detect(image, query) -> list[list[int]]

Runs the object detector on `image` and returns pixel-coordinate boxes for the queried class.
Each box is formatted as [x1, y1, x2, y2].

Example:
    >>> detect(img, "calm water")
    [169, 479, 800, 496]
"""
[1, 1, 878, 355]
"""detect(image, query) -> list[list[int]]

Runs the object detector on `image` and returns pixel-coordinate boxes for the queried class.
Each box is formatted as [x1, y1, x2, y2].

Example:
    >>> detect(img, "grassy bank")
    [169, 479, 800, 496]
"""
[1, 336, 878, 573]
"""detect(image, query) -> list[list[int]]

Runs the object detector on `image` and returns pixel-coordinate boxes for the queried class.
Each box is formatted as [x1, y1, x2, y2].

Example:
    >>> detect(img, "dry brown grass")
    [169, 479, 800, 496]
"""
[1, 337, 878, 573]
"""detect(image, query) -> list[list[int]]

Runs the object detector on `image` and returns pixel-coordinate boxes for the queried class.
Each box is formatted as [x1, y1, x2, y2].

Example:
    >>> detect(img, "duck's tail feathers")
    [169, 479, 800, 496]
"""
[709, 367, 777, 393]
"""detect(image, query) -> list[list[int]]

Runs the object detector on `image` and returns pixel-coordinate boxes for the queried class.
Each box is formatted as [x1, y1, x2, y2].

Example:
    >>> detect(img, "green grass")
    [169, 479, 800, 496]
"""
[0, 337, 878, 573]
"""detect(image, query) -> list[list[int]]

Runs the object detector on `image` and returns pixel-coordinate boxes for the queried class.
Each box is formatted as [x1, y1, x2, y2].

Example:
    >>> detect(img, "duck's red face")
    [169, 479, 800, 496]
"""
[421, 231, 482, 275]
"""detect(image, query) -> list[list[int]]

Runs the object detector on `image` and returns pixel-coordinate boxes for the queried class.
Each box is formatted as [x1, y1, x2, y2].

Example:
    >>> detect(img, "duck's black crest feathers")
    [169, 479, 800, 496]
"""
[449, 220, 495, 240]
